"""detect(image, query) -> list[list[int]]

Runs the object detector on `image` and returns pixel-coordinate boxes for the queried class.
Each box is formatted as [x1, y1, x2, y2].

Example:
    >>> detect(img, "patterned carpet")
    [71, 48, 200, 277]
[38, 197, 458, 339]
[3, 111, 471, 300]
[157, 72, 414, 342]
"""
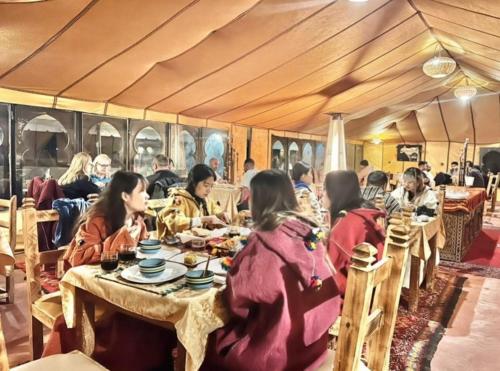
[390, 262, 500, 371]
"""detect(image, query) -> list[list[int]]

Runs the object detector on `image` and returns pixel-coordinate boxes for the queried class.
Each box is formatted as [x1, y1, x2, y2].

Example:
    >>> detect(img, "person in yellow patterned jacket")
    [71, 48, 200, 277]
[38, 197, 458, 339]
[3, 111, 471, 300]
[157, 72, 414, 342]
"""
[156, 164, 228, 239]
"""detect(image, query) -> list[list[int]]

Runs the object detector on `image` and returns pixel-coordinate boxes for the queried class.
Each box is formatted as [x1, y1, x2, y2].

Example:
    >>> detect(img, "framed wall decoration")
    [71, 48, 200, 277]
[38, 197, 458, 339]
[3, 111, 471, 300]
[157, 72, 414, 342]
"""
[397, 144, 422, 162]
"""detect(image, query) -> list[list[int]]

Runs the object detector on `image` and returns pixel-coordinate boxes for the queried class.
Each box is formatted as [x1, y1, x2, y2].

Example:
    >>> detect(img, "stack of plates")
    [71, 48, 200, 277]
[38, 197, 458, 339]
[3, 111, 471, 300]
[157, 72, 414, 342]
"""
[139, 239, 162, 254]
[138, 258, 166, 277]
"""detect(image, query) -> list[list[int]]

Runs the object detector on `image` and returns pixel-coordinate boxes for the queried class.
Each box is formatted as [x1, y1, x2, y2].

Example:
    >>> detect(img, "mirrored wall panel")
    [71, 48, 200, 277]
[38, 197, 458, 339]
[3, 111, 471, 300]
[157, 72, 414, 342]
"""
[0, 105, 9, 199]
[129, 120, 167, 177]
[15, 105, 76, 195]
[82, 114, 127, 172]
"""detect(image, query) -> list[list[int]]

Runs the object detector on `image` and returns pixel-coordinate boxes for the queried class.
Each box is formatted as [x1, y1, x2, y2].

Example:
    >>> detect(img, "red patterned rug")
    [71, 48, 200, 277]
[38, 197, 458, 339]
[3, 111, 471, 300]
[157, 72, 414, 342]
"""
[390, 262, 500, 370]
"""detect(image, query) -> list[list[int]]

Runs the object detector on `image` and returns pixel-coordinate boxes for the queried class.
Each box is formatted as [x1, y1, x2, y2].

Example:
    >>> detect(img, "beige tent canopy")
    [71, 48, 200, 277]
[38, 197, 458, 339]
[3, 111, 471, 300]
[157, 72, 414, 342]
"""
[0, 0, 498, 141]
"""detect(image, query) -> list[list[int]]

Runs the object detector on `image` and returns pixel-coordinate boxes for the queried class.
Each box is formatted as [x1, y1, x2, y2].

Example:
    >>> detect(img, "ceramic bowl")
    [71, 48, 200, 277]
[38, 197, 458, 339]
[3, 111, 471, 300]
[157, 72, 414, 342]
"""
[139, 258, 166, 277]
[185, 270, 214, 289]
[139, 239, 162, 254]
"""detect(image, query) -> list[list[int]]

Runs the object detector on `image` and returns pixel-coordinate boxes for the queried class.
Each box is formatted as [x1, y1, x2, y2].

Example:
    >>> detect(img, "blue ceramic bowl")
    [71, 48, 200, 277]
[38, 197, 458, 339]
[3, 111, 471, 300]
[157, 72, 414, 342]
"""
[139, 246, 161, 254]
[139, 258, 166, 277]
[185, 270, 214, 289]
[139, 240, 162, 254]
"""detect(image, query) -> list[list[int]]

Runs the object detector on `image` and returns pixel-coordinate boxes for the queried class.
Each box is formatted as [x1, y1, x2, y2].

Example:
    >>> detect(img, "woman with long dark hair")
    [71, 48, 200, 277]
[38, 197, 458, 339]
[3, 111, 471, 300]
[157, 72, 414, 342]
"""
[64, 171, 149, 265]
[391, 167, 438, 210]
[202, 170, 341, 370]
[46, 171, 176, 370]
[156, 164, 227, 239]
[291, 161, 323, 224]
[324, 170, 386, 295]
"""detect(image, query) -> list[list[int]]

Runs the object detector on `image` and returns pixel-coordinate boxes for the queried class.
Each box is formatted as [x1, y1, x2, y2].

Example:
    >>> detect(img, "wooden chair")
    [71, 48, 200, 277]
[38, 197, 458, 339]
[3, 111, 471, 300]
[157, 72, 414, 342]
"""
[0, 240, 107, 370]
[0, 317, 108, 370]
[22, 198, 64, 360]
[437, 185, 446, 216]
[320, 208, 415, 371]
[336, 213, 414, 371]
[374, 195, 386, 229]
[0, 196, 17, 303]
[486, 172, 500, 212]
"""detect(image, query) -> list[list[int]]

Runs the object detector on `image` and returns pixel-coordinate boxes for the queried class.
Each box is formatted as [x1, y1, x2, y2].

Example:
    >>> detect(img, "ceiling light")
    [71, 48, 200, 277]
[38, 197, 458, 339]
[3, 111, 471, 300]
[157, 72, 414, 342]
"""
[371, 138, 382, 145]
[422, 47, 456, 78]
[454, 78, 477, 100]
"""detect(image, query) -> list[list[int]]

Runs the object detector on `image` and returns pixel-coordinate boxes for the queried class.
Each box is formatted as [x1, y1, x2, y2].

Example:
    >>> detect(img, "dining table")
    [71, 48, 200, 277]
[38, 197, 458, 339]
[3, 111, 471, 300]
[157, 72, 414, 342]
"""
[59, 245, 230, 371]
[441, 186, 486, 262]
[209, 184, 242, 222]
[402, 215, 446, 312]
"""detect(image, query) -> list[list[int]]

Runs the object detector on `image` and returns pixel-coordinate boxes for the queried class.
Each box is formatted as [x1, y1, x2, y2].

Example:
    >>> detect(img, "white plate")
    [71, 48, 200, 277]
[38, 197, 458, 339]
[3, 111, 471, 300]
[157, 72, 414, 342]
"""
[168, 252, 209, 266]
[445, 191, 469, 200]
[136, 247, 181, 260]
[196, 257, 227, 276]
[120, 262, 187, 284]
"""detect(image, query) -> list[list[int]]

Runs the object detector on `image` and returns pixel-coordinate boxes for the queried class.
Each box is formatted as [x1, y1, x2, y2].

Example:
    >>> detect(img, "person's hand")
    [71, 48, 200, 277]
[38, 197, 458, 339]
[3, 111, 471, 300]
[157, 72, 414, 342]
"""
[201, 215, 226, 226]
[216, 212, 231, 224]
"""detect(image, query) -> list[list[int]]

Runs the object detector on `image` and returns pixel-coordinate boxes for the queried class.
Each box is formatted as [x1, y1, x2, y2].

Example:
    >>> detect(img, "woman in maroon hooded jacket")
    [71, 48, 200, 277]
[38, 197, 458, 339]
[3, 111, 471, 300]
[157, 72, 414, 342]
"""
[203, 170, 341, 371]
[324, 170, 386, 296]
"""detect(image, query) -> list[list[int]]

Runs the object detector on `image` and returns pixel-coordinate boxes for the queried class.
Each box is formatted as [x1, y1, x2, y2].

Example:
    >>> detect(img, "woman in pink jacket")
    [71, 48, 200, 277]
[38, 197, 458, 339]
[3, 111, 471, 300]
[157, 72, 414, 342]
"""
[203, 170, 341, 371]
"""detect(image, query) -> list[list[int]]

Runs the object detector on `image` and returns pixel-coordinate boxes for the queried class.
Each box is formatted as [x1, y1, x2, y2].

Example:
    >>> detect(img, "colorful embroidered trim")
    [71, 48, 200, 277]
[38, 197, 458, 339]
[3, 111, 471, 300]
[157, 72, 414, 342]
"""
[305, 227, 325, 251]
[221, 257, 233, 271]
[306, 227, 325, 290]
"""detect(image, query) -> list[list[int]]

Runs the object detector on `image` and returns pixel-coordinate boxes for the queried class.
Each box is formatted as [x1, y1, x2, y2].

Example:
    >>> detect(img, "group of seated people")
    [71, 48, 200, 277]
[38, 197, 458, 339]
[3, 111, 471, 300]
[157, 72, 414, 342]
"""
[36, 154, 443, 370]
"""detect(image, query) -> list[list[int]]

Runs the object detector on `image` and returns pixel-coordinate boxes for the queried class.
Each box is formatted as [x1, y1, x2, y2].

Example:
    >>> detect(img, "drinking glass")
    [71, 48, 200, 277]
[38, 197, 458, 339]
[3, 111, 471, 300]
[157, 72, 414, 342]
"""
[118, 244, 137, 262]
[100, 251, 118, 272]
[191, 239, 206, 250]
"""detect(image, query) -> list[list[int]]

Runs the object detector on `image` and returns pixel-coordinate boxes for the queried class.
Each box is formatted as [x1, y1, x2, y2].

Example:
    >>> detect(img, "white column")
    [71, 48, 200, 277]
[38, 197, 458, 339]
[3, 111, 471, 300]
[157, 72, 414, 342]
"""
[324, 113, 346, 172]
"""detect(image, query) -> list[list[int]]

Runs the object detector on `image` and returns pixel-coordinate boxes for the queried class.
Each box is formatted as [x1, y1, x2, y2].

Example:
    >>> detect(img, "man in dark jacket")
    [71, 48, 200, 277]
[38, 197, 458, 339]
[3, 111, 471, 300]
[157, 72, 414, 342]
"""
[146, 155, 181, 199]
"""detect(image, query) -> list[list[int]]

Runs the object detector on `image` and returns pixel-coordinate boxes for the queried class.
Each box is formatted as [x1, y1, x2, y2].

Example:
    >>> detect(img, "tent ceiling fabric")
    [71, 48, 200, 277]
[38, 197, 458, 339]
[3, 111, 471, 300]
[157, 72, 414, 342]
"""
[0, 0, 498, 141]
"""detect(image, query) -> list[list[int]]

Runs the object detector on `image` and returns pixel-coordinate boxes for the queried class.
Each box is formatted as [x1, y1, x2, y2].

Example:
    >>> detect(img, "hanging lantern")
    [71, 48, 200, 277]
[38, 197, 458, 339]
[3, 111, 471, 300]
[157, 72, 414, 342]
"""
[422, 47, 456, 78]
[454, 79, 477, 100]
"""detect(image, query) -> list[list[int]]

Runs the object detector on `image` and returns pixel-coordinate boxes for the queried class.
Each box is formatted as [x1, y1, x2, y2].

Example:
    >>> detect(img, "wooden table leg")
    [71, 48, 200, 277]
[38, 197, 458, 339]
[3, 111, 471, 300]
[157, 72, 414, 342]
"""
[409, 255, 420, 312]
[425, 235, 437, 291]
[175, 340, 187, 371]
[74, 288, 96, 356]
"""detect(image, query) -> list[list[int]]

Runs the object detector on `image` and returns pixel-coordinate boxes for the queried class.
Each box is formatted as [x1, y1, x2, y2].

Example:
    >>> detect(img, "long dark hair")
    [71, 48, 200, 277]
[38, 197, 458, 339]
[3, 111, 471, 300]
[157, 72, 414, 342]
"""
[403, 167, 425, 199]
[185, 164, 216, 215]
[324, 170, 373, 222]
[250, 170, 299, 231]
[85, 171, 147, 235]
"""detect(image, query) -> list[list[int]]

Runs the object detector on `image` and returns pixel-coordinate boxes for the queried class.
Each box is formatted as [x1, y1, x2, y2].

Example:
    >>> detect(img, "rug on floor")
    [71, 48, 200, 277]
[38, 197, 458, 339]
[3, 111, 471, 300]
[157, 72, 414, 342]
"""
[390, 267, 465, 371]
[390, 259, 500, 371]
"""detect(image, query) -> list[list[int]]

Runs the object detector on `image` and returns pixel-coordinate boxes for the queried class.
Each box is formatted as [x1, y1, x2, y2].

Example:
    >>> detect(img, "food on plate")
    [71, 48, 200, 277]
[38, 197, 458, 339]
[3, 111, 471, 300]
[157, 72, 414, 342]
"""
[192, 228, 211, 238]
[184, 253, 198, 266]
[220, 238, 237, 250]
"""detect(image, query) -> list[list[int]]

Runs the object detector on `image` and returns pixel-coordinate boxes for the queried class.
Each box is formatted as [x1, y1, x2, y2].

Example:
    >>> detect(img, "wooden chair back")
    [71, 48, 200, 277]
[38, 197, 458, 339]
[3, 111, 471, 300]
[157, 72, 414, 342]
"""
[374, 195, 386, 229]
[23, 198, 66, 359]
[486, 173, 500, 212]
[22, 198, 62, 304]
[0, 196, 17, 256]
[334, 207, 415, 371]
[438, 185, 446, 216]
[0, 196, 17, 303]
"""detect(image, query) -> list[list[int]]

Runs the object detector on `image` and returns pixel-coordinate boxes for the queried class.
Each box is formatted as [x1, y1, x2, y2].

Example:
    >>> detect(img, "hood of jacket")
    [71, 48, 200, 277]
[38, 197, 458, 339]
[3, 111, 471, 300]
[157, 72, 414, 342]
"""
[255, 215, 323, 288]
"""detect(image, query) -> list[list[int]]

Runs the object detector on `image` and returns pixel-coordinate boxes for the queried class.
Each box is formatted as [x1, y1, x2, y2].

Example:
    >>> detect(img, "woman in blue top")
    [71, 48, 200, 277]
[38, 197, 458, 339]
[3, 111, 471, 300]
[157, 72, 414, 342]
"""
[291, 161, 323, 224]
